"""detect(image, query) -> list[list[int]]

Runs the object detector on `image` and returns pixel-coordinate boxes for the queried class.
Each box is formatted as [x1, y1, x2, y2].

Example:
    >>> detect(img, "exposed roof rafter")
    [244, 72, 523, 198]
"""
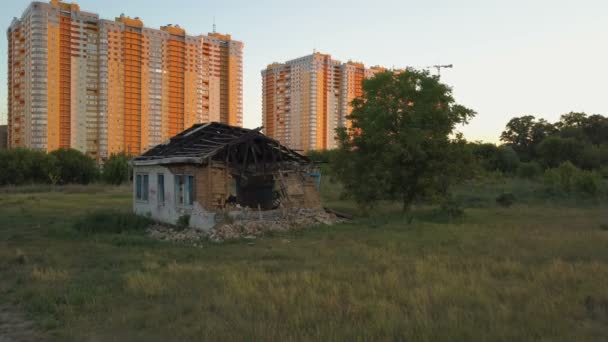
[132, 122, 310, 167]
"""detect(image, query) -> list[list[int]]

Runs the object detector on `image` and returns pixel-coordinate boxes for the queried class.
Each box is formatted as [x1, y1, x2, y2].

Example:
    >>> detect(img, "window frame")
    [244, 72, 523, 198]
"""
[157, 173, 165, 204]
[174, 174, 195, 207]
[135, 173, 149, 203]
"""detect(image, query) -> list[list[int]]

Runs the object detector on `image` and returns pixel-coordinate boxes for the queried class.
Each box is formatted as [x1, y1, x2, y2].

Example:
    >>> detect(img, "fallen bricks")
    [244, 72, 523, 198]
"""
[146, 208, 344, 245]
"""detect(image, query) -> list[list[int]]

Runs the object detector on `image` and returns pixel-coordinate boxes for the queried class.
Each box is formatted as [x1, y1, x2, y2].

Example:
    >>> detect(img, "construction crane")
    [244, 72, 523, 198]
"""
[404, 64, 454, 78]
[431, 64, 453, 78]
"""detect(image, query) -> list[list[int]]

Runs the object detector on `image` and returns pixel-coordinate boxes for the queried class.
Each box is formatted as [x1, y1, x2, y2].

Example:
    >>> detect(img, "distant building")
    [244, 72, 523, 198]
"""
[7, 0, 243, 160]
[0, 125, 7, 150]
[261, 52, 387, 152]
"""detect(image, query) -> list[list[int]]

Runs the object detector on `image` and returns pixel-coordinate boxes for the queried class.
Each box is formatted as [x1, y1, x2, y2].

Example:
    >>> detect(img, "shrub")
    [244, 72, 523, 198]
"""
[600, 166, 608, 179]
[578, 145, 602, 170]
[544, 161, 577, 193]
[0, 148, 59, 185]
[50, 148, 98, 184]
[102, 152, 131, 185]
[73, 210, 152, 234]
[176, 215, 191, 229]
[536, 136, 585, 168]
[469, 143, 500, 172]
[496, 192, 515, 207]
[543, 161, 604, 197]
[573, 171, 602, 196]
[439, 196, 464, 219]
[517, 161, 542, 179]
[496, 146, 520, 174]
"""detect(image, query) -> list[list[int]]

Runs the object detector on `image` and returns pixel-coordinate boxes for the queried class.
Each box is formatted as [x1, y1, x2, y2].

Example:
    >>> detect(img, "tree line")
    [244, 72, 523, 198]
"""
[0, 148, 131, 186]
[497, 112, 608, 171]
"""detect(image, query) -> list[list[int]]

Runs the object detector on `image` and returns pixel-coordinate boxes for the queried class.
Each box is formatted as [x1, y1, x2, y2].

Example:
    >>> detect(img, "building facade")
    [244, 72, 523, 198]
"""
[7, 0, 243, 159]
[261, 52, 385, 152]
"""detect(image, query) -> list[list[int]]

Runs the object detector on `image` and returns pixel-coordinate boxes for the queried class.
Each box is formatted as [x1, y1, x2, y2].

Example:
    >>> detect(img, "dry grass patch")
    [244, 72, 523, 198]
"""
[124, 271, 166, 297]
[30, 268, 68, 282]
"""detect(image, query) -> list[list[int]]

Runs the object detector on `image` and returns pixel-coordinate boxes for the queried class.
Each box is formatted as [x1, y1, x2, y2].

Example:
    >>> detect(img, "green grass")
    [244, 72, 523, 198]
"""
[1, 180, 608, 341]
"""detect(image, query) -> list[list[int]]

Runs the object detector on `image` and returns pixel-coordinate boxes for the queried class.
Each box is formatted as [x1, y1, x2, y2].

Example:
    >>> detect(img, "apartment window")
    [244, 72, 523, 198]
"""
[157, 173, 165, 204]
[136, 174, 149, 202]
[174, 175, 194, 206]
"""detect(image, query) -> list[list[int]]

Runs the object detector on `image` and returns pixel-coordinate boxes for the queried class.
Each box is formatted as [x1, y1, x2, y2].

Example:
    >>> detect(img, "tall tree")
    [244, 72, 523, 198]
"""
[334, 70, 476, 212]
[556, 112, 588, 129]
[582, 114, 608, 145]
[50, 148, 98, 184]
[536, 136, 585, 168]
[102, 152, 131, 185]
[500, 115, 555, 160]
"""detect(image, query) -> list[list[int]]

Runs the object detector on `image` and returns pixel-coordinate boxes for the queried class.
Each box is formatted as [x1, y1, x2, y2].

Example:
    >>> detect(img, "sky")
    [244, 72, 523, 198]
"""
[1, 0, 607, 143]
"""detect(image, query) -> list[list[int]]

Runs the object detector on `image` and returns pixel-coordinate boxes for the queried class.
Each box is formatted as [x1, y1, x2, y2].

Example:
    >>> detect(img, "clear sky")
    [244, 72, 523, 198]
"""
[1, 0, 607, 142]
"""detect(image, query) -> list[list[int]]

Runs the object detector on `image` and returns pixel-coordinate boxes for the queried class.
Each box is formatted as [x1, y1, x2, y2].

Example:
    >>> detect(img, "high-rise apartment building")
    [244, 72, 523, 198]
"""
[262, 52, 385, 152]
[7, 0, 243, 159]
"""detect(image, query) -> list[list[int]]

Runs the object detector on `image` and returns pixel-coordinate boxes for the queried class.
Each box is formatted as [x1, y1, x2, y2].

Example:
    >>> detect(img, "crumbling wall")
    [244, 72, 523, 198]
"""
[277, 171, 321, 209]
[164, 164, 320, 212]
[301, 176, 322, 208]
[196, 165, 230, 211]
[132, 164, 216, 230]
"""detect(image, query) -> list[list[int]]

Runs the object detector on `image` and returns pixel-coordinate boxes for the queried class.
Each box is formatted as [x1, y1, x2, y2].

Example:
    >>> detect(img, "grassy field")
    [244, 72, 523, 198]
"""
[1, 180, 608, 341]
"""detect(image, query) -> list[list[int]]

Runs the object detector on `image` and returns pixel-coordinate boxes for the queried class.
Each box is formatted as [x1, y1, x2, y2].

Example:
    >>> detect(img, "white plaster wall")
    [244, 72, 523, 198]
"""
[132, 165, 216, 230]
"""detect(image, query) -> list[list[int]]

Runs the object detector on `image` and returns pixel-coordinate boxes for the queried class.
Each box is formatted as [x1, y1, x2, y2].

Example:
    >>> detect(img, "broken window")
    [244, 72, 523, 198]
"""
[136, 174, 149, 202]
[236, 174, 276, 210]
[157, 173, 165, 204]
[175, 175, 194, 206]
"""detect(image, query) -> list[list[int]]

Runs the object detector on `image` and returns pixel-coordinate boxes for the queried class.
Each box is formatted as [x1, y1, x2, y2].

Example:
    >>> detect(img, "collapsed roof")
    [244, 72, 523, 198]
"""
[132, 122, 310, 173]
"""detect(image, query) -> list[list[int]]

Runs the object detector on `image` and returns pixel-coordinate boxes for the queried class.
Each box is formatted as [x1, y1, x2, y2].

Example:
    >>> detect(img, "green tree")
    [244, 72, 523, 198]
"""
[50, 148, 98, 184]
[334, 70, 476, 212]
[536, 136, 584, 168]
[0, 148, 58, 185]
[500, 115, 555, 160]
[468, 142, 500, 172]
[582, 114, 608, 145]
[556, 112, 587, 129]
[496, 145, 520, 174]
[102, 152, 131, 185]
[0, 148, 32, 185]
[517, 161, 542, 179]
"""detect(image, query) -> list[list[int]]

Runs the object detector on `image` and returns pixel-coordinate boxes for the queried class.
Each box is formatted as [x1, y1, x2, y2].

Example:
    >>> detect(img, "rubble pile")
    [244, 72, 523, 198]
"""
[146, 208, 343, 245]
[210, 208, 342, 242]
[147, 224, 206, 246]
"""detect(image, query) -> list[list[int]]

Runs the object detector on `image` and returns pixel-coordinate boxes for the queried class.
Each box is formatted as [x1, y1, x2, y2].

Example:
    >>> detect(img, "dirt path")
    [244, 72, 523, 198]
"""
[0, 305, 41, 342]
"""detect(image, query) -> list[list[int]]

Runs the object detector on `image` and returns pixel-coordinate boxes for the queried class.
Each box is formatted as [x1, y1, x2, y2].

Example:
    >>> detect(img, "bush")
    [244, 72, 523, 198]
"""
[543, 161, 577, 193]
[439, 196, 464, 219]
[578, 145, 602, 170]
[73, 210, 152, 234]
[517, 162, 542, 179]
[496, 146, 520, 174]
[102, 153, 131, 185]
[543, 161, 604, 196]
[469, 143, 500, 172]
[600, 166, 608, 179]
[177, 215, 191, 229]
[0, 148, 59, 185]
[536, 136, 585, 168]
[496, 192, 515, 207]
[51, 148, 98, 184]
[573, 171, 602, 196]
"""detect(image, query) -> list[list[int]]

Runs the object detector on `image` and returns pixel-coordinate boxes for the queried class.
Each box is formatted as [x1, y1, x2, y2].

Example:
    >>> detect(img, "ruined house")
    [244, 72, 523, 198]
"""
[131, 122, 321, 230]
